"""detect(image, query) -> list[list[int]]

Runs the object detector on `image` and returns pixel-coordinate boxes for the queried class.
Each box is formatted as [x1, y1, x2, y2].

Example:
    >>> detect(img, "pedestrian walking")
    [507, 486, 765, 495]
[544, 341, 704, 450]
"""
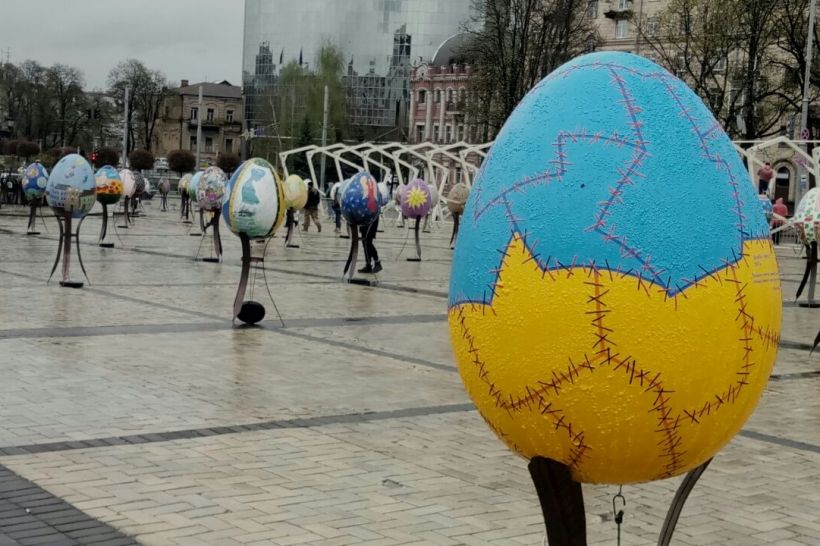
[303, 180, 322, 233]
[358, 217, 382, 274]
[772, 197, 788, 245]
[757, 162, 774, 195]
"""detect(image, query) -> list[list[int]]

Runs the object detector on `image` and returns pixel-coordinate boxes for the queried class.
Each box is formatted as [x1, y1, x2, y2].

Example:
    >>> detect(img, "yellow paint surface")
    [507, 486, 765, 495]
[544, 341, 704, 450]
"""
[449, 236, 781, 484]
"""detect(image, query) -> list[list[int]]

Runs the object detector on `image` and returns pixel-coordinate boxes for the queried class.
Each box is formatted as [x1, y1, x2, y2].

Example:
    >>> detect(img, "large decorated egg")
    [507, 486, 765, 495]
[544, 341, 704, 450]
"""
[159, 178, 170, 195]
[283, 174, 308, 210]
[95, 166, 123, 205]
[120, 169, 136, 198]
[400, 178, 432, 218]
[341, 172, 381, 226]
[46, 154, 96, 218]
[22, 163, 49, 202]
[794, 187, 820, 245]
[222, 158, 285, 239]
[133, 172, 146, 196]
[447, 182, 470, 215]
[188, 171, 203, 202]
[197, 166, 227, 210]
[178, 173, 192, 196]
[448, 52, 782, 485]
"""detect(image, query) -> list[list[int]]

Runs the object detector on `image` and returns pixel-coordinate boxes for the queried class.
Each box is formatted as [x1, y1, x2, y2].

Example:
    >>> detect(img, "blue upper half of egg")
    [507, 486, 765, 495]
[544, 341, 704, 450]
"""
[449, 52, 769, 306]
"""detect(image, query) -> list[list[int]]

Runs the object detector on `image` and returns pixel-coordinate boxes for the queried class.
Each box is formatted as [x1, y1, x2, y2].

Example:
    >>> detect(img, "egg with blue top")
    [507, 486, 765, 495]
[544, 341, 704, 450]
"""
[341, 172, 381, 226]
[22, 163, 49, 202]
[46, 154, 96, 218]
[448, 52, 782, 484]
[222, 158, 285, 239]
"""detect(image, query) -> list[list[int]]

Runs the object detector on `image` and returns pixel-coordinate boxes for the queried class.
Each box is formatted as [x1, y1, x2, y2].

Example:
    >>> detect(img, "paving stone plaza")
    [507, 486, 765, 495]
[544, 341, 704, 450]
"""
[0, 201, 817, 546]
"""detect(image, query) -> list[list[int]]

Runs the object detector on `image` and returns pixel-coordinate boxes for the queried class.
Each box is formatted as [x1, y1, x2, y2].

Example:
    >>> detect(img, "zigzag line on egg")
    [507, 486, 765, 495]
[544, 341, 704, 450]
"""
[470, 130, 643, 223]
[454, 304, 591, 470]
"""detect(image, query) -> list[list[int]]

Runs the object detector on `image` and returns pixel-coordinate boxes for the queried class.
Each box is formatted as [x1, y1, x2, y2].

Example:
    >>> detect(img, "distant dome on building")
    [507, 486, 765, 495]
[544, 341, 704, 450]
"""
[431, 33, 472, 66]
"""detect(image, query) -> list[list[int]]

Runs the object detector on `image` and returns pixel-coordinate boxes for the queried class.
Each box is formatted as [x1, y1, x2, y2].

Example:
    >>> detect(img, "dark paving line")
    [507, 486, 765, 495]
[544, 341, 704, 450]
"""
[0, 464, 138, 545]
[779, 339, 814, 351]
[85, 287, 225, 322]
[0, 314, 447, 341]
[0, 403, 474, 456]
[270, 328, 453, 373]
[739, 430, 820, 454]
[769, 370, 820, 381]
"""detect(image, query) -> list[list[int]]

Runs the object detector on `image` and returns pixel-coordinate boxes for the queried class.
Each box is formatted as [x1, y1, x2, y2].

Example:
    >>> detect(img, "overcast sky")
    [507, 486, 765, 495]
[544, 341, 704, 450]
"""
[0, 0, 244, 90]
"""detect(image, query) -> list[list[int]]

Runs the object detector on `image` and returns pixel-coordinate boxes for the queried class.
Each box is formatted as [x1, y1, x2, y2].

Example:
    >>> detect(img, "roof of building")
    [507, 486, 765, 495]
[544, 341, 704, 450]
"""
[431, 33, 472, 66]
[174, 80, 241, 99]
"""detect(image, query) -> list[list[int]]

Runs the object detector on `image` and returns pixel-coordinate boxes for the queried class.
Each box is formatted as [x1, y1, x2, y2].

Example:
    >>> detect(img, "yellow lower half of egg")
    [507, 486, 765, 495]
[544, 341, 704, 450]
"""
[449, 236, 781, 484]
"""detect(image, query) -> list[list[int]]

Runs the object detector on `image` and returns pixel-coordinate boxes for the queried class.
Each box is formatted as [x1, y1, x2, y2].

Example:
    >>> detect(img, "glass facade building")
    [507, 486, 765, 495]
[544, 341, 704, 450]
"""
[242, 0, 476, 140]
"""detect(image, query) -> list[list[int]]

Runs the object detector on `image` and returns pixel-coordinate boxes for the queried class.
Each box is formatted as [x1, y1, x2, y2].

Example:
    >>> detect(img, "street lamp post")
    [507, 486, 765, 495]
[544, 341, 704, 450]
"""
[797, 0, 817, 207]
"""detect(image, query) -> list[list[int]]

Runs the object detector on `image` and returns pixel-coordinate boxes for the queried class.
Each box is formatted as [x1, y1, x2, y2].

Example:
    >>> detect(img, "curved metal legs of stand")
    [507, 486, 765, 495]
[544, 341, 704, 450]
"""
[658, 458, 712, 546]
[528, 457, 586, 546]
[26, 204, 40, 235]
[198, 211, 223, 263]
[118, 197, 130, 228]
[449, 212, 460, 249]
[527, 456, 712, 546]
[48, 213, 89, 288]
[796, 242, 818, 308]
[407, 217, 422, 262]
[232, 233, 266, 325]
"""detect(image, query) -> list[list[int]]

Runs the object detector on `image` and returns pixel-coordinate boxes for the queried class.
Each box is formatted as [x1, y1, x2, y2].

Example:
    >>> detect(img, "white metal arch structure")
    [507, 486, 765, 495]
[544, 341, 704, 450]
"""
[425, 142, 473, 198]
[279, 145, 317, 179]
[336, 143, 392, 185]
[361, 143, 419, 186]
[306, 143, 348, 190]
[458, 141, 494, 187]
[736, 137, 820, 202]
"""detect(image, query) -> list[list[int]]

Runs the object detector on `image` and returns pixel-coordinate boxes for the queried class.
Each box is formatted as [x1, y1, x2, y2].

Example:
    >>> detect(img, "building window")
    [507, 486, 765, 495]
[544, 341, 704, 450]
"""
[713, 56, 726, 72]
[446, 125, 452, 143]
[434, 89, 441, 103]
[190, 136, 197, 150]
[679, 14, 691, 35]
[646, 16, 659, 37]
[164, 105, 170, 118]
[433, 124, 440, 142]
[190, 107, 198, 120]
[617, 0, 630, 9]
[615, 20, 630, 39]
[458, 124, 464, 141]
[207, 108, 215, 121]
[225, 138, 233, 152]
[416, 124, 424, 142]
[587, 0, 598, 18]
[226, 110, 234, 122]
[205, 137, 213, 152]
[418, 89, 426, 104]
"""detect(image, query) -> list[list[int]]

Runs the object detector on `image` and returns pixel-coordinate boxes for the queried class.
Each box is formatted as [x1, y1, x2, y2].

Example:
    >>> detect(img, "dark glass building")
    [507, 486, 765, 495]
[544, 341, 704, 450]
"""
[242, 0, 475, 141]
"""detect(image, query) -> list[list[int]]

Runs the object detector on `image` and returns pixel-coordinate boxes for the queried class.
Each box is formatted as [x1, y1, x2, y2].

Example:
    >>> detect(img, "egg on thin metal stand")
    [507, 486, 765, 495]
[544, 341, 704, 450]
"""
[448, 52, 782, 545]
[22, 162, 49, 235]
[222, 158, 286, 325]
[398, 178, 432, 261]
[46, 154, 97, 288]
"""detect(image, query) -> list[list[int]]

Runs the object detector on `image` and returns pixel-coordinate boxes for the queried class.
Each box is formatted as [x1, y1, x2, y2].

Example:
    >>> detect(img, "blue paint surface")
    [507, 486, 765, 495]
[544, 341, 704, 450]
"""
[22, 163, 48, 200]
[45, 154, 96, 218]
[450, 52, 769, 306]
[341, 172, 381, 226]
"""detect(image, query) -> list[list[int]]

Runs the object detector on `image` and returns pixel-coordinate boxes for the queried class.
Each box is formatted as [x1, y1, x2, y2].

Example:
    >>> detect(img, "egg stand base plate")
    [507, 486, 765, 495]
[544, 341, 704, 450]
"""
[528, 456, 711, 546]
